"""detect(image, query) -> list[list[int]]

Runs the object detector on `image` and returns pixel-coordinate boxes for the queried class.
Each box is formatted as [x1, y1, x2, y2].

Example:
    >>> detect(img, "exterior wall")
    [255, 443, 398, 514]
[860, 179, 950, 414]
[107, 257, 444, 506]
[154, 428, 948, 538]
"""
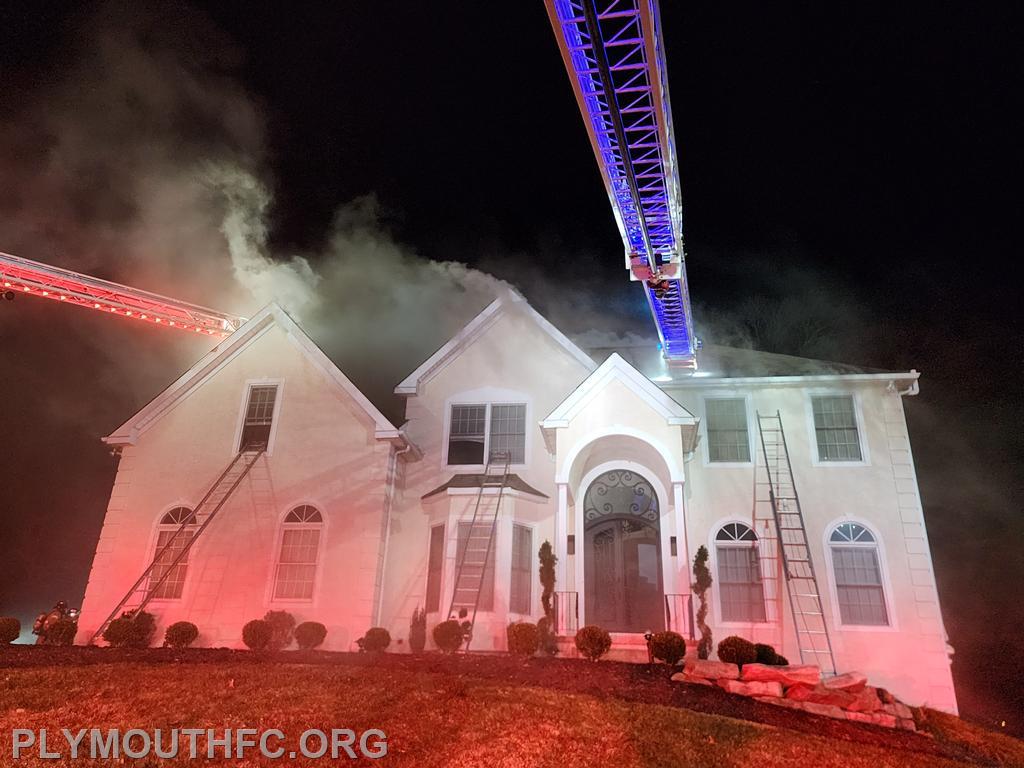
[77, 323, 394, 651]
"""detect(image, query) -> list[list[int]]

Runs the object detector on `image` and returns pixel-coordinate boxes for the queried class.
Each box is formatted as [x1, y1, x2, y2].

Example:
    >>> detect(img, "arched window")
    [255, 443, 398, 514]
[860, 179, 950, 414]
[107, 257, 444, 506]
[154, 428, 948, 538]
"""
[274, 505, 323, 600]
[148, 507, 197, 600]
[829, 522, 888, 626]
[715, 522, 766, 622]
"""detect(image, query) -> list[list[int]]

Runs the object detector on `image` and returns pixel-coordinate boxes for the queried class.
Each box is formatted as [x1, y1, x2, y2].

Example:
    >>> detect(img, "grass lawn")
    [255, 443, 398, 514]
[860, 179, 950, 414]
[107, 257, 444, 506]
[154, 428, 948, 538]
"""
[1, 649, 1022, 766]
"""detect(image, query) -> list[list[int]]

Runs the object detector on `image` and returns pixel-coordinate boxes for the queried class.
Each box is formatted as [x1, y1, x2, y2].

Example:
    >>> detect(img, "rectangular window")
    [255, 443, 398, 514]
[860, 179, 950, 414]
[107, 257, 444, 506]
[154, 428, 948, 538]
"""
[706, 398, 750, 462]
[510, 524, 532, 614]
[833, 547, 889, 625]
[717, 546, 767, 622]
[148, 528, 195, 599]
[447, 404, 486, 464]
[447, 403, 527, 466]
[489, 404, 526, 463]
[425, 524, 445, 613]
[240, 385, 278, 450]
[812, 395, 862, 461]
[274, 528, 320, 599]
[456, 522, 495, 611]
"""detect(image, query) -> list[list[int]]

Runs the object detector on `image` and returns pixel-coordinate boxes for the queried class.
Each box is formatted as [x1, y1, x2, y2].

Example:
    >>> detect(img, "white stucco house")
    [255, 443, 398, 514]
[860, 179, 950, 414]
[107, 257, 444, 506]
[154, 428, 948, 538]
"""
[76, 292, 958, 713]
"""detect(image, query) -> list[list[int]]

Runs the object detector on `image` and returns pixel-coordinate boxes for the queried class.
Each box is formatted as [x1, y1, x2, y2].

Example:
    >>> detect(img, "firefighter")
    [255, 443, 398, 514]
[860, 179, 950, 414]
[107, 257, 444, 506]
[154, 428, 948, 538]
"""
[32, 601, 71, 645]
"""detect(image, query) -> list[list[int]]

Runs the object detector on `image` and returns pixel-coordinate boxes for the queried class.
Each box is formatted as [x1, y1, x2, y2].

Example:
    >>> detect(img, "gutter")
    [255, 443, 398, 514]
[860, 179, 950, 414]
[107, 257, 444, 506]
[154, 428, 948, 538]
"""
[374, 437, 414, 625]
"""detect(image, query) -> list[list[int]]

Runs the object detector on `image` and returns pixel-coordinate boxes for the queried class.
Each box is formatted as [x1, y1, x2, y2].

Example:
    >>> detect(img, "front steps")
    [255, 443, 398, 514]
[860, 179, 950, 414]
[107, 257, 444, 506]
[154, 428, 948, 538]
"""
[557, 633, 698, 663]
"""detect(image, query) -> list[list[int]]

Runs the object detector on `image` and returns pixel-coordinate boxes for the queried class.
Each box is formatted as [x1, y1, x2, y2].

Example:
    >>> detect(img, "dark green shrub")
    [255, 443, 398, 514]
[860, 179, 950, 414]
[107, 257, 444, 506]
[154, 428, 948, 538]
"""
[103, 610, 156, 648]
[295, 621, 327, 650]
[263, 610, 295, 650]
[755, 643, 781, 665]
[357, 627, 391, 653]
[537, 616, 559, 657]
[574, 625, 612, 661]
[0, 617, 20, 644]
[409, 607, 426, 653]
[506, 622, 539, 656]
[692, 545, 713, 660]
[164, 621, 199, 649]
[242, 619, 272, 650]
[650, 630, 687, 665]
[48, 618, 77, 646]
[775, 655, 789, 666]
[717, 635, 758, 667]
[432, 620, 465, 653]
[538, 541, 559, 656]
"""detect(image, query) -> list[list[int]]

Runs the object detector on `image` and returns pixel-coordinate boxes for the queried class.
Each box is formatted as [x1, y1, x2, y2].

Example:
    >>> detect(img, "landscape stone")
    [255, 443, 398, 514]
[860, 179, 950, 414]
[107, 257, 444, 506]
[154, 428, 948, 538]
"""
[897, 718, 918, 732]
[798, 701, 849, 720]
[823, 671, 868, 692]
[684, 659, 740, 680]
[740, 663, 820, 687]
[671, 671, 713, 686]
[717, 679, 784, 697]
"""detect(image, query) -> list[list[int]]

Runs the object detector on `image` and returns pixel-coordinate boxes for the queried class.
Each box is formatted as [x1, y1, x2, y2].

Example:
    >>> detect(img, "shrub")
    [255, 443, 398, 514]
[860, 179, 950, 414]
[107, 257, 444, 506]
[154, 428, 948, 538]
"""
[650, 630, 687, 666]
[357, 627, 391, 653]
[48, 618, 78, 646]
[717, 635, 758, 667]
[433, 620, 465, 653]
[775, 655, 789, 666]
[506, 622, 539, 656]
[242, 619, 272, 651]
[0, 617, 20, 644]
[103, 610, 156, 648]
[295, 622, 327, 650]
[537, 541, 559, 656]
[164, 621, 199, 649]
[574, 625, 612, 661]
[409, 607, 426, 653]
[692, 545, 713, 660]
[754, 642, 780, 665]
[263, 610, 295, 651]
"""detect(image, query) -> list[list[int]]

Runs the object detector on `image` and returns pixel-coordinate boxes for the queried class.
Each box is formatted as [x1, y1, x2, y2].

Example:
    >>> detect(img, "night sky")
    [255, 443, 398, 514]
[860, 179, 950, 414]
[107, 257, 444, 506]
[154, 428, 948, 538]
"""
[1, 1, 1021, 733]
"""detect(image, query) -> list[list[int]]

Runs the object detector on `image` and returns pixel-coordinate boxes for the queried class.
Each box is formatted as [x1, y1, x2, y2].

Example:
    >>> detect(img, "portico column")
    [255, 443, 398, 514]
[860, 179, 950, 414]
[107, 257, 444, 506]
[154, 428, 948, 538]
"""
[673, 481, 690, 592]
[554, 483, 569, 585]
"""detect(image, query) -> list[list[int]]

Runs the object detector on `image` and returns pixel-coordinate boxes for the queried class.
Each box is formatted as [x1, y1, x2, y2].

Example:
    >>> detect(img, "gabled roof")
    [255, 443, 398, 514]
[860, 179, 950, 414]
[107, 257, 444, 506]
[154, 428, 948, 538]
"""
[541, 352, 697, 429]
[105, 302, 412, 447]
[394, 291, 597, 396]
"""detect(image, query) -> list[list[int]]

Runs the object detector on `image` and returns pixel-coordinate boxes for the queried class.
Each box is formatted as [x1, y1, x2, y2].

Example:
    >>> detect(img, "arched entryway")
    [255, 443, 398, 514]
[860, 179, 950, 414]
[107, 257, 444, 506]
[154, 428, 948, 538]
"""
[583, 469, 664, 632]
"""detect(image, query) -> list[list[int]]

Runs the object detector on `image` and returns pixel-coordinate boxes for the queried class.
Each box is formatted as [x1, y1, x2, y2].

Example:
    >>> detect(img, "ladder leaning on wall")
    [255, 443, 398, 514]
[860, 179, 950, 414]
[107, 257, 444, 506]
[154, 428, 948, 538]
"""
[755, 412, 837, 675]
[446, 451, 512, 651]
[88, 444, 266, 644]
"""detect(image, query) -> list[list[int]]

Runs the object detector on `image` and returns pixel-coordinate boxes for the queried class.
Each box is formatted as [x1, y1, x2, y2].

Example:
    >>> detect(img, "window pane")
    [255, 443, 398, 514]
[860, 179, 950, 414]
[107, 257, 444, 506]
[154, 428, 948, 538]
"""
[812, 395, 862, 461]
[274, 527, 320, 600]
[456, 522, 495, 611]
[510, 524, 532, 614]
[426, 525, 445, 613]
[489, 404, 526, 463]
[448, 405, 486, 464]
[832, 546, 888, 625]
[149, 527, 196, 599]
[706, 399, 750, 462]
[717, 546, 766, 622]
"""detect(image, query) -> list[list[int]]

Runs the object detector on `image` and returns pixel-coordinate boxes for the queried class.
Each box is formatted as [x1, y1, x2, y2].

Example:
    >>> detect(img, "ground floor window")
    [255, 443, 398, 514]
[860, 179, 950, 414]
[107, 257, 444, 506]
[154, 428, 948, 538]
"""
[510, 524, 532, 614]
[455, 522, 495, 612]
[273, 505, 322, 600]
[425, 524, 445, 612]
[148, 506, 197, 600]
[715, 522, 767, 623]
[830, 522, 889, 626]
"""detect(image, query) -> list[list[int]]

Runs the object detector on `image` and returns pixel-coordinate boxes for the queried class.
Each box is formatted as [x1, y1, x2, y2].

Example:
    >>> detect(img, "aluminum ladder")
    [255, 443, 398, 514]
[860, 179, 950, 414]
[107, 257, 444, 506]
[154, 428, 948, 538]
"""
[756, 412, 837, 675]
[88, 445, 266, 644]
[446, 451, 512, 651]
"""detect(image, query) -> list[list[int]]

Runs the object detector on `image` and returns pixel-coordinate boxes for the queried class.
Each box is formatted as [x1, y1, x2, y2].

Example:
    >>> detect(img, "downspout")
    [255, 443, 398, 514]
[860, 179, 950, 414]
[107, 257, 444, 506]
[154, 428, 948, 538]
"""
[374, 440, 412, 626]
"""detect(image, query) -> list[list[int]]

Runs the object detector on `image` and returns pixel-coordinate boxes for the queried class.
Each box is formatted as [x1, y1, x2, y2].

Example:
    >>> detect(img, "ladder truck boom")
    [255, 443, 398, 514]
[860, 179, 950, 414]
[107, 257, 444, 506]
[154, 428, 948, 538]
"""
[0, 251, 245, 337]
[544, 0, 697, 366]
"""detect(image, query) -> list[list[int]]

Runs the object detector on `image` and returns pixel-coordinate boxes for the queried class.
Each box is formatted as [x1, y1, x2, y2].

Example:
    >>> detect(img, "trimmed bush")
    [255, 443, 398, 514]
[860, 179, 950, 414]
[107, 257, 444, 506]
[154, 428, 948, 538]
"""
[432, 620, 465, 653]
[103, 610, 156, 648]
[357, 627, 392, 653]
[263, 610, 295, 651]
[754, 642, 780, 665]
[48, 618, 77, 646]
[574, 625, 612, 661]
[650, 630, 687, 666]
[164, 621, 199, 649]
[775, 655, 789, 666]
[295, 621, 327, 650]
[0, 617, 20, 644]
[242, 619, 272, 651]
[692, 545, 713, 660]
[409, 607, 426, 653]
[717, 635, 758, 667]
[506, 622, 539, 656]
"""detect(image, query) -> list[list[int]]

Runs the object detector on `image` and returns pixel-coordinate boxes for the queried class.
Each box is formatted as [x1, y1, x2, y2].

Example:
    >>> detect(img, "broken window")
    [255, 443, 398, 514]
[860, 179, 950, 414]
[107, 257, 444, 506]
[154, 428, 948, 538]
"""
[447, 402, 526, 465]
[239, 385, 278, 450]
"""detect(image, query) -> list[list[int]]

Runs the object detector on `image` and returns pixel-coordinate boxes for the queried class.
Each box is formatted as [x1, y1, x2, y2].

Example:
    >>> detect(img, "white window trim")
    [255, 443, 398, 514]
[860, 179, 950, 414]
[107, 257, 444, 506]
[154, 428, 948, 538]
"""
[508, 521, 537, 619]
[708, 517, 774, 629]
[822, 518, 898, 632]
[700, 393, 755, 468]
[804, 389, 871, 467]
[231, 378, 285, 457]
[266, 502, 327, 606]
[442, 388, 532, 470]
[145, 502, 199, 603]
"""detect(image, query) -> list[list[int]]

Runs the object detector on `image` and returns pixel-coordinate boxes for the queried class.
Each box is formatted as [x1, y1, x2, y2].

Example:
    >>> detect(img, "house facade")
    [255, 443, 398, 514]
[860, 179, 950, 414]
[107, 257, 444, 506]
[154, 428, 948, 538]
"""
[76, 294, 958, 713]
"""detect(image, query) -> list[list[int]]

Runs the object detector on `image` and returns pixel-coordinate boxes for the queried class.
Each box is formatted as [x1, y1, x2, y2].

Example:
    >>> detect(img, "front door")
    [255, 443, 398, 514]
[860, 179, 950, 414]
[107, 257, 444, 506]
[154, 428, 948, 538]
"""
[583, 470, 664, 633]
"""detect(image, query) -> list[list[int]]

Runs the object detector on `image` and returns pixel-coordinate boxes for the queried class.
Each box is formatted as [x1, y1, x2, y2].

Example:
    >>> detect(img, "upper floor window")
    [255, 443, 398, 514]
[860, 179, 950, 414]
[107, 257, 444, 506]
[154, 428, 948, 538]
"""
[715, 522, 767, 623]
[240, 385, 278, 450]
[706, 398, 750, 462]
[273, 505, 322, 600]
[812, 395, 862, 461]
[829, 522, 888, 626]
[148, 507, 197, 600]
[447, 403, 526, 465]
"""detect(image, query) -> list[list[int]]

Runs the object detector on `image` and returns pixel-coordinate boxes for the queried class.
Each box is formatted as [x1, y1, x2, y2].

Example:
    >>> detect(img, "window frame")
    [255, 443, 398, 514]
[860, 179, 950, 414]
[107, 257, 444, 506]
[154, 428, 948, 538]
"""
[269, 504, 325, 604]
[146, 505, 198, 602]
[710, 519, 771, 627]
[823, 519, 897, 632]
[455, 520, 497, 613]
[232, 379, 285, 457]
[804, 390, 870, 467]
[443, 397, 530, 469]
[701, 394, 754, 467]
[509, 522, 535, 616]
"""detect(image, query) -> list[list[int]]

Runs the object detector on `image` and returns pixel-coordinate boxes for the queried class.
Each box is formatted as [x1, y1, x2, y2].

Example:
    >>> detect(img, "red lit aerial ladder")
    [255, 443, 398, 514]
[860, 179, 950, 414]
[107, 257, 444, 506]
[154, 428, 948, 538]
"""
[0, 251, 244, 337]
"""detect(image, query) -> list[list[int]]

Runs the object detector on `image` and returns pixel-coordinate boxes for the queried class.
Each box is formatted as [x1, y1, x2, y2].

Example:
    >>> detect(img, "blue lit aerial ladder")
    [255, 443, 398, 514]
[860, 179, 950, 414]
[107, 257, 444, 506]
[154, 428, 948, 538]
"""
[544, 0, 697, 366]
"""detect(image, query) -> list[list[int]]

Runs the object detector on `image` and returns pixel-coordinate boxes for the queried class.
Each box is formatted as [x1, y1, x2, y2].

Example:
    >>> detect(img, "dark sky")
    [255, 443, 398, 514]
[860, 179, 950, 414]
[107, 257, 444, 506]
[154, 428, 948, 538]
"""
[1, 1, 1021, 733]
